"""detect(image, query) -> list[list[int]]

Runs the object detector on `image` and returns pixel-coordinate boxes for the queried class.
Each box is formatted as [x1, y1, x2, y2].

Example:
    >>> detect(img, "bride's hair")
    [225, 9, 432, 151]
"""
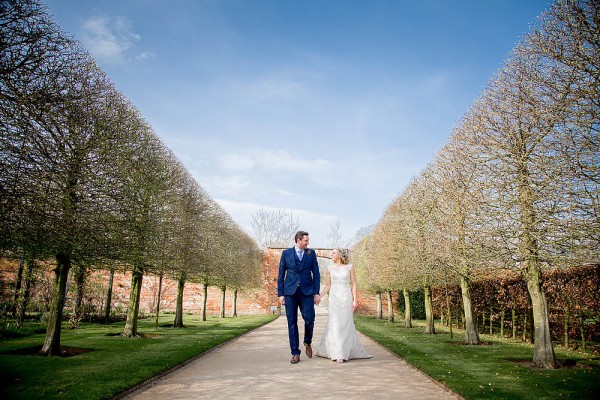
[337, 248, 349, 264]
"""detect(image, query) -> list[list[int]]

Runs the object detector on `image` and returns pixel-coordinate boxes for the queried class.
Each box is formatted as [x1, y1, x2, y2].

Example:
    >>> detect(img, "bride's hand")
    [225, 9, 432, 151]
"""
[352, 300, 358, 311]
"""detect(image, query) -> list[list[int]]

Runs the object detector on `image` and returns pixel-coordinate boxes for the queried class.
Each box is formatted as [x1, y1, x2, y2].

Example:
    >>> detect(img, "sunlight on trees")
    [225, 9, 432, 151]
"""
[1, 0, 262, 349]
[359, 0, 598, 369]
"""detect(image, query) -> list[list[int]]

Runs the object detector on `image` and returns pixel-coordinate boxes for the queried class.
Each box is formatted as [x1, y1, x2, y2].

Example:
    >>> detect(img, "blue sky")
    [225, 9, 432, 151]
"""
[43, 0, 550, 248]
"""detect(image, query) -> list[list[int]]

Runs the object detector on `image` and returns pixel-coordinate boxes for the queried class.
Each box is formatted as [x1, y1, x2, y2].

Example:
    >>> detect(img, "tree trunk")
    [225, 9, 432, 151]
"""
[123, 268, 143, 337]
[173, 272, 185, 327]
[563, 310, 569, 348]
[202, 282, 208, 321]
[72, 264, 86, 320]
[104, 269, 114, 324]
[440, 304, 445, 326]
[522, 313, 527, 342]
[40, 252, 71, 355]
[174, 271, 186, 328]
[424, 286, 435, 334]
[512, 309, 517, 339]
[530, 309, 534, 343]
[155, 273, 163, 330]
[500, 310, 505, 337]
[519, 161, 558, 368]
[525, 266, 558, 368]
[232, 289, 238, 317]
[376, 292, 382, 319]
[12, 255, 25, 317]
[16, 259, 35, 327]
[387, 290, 394, 322]
[579, 315, 586, 351]
[481, 312, 486, 334]
[403, 288, 412, 328]
[446, 289, 453, 339]
[220, 285, 226, 318]
[459, 275, 480, 344]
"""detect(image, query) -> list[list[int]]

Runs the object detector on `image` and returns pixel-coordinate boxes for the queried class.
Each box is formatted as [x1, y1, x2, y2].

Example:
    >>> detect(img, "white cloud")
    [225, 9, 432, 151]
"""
[206, 176, 250, 196]
[197, 145, 411, 203]
[217, 154, 255, 170]
[136, 52, 156, 61]
[276, 189, 294, 196]
[81, 15, 141, 63]
[244, 76, 312, 104]
[256, 149, 330, 171]
[215, 149, 329, 174]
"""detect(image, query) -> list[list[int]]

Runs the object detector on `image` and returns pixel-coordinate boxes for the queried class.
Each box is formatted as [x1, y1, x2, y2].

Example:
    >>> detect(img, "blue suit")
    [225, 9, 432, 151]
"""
[277, 247, 320, 356]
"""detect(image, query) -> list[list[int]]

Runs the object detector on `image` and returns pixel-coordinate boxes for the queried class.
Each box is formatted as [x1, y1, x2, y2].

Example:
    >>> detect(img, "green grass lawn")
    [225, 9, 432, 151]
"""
[355, 316, 600, 400]
[3, 314, 598, 400]
[0, 314, 276, 400]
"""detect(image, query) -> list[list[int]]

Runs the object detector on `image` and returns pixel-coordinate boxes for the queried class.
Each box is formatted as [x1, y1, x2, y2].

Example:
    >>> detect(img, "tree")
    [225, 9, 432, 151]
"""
[432, 134, 489, 344]
[250, 208, 300, 248]
[1, 0, 140, 353]
[1, 0, 253, 348]
[463, 20, 589, 366]
[524, 0, 599, 260]
[228, 233, 262, 317]
[0, 0, 75, 259]
[327, 219, 344, 248]
[401, 171, 445, 335]
[167, 166, 211, 328]
[116, 132, 174, 337]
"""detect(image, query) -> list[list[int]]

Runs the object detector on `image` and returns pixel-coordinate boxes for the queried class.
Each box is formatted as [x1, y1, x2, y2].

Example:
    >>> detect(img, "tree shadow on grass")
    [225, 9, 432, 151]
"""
[105, 332, 160, 338]
[508, 358, 597, 369]
[447, 341, 498, 346]
[0, 345, 94, 357]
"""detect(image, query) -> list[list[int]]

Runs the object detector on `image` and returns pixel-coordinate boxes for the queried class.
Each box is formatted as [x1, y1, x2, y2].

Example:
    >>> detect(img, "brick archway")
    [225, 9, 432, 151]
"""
[265, 247, 337, 260]
[259, 247, 335, 311]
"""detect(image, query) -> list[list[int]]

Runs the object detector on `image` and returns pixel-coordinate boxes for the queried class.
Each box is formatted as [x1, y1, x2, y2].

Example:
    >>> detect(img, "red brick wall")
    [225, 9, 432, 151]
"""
[1, 254, 395, 317]
[0, 259, 274, 316]
[260, 248, 396, 317]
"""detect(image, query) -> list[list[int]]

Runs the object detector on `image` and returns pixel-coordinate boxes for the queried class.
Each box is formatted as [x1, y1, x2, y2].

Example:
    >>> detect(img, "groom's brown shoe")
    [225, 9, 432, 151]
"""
[304, 343, 313, 358]
[291, 354, 300, 364]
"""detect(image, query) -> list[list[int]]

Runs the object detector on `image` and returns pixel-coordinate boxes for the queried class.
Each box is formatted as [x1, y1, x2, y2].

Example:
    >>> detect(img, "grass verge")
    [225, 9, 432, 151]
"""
[0, 314, 276, 400]
[355, 316, 599, 400]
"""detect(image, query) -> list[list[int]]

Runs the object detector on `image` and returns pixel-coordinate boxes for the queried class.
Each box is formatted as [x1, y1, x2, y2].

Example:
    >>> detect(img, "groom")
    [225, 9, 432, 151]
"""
[278, 230, 320, 364]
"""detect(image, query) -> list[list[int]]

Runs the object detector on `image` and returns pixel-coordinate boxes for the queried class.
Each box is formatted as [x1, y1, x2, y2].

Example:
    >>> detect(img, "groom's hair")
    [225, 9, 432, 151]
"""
[295, 231, 309, 243]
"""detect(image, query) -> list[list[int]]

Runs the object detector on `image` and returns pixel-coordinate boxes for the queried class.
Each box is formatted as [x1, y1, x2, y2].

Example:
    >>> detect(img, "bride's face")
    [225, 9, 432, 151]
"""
[331, 249, 340, 263]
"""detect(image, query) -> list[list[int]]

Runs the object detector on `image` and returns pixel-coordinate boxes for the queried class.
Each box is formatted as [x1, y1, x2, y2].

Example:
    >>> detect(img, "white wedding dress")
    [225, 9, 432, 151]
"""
[314, 264, 372, 361]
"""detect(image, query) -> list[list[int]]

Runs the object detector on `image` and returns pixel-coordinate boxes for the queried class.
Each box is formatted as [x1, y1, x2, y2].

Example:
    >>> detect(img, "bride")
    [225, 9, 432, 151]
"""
[314, 248, 372, 363]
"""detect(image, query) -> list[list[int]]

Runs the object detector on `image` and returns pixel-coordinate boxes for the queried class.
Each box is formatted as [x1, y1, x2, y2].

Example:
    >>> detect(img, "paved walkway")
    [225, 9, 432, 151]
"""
[122, 308, 461, 399]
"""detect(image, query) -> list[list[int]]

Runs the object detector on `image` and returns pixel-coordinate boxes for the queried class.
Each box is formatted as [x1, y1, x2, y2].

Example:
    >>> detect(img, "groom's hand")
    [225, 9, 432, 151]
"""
[279, 296, 285, 305]
[314, 294, 321, 305]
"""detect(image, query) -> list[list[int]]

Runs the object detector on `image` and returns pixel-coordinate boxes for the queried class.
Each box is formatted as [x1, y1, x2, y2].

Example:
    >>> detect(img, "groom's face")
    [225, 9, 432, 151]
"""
[297, 235, 309, 250]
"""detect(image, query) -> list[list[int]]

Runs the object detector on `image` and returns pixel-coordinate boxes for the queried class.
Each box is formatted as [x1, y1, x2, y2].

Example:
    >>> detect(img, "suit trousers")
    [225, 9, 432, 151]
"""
[284, 285, 315, 356]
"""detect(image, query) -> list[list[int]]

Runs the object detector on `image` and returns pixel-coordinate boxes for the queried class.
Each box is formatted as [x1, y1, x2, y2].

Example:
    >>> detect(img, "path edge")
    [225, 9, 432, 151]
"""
[357, 330, 466, 400]
[111, 316, 279, 400]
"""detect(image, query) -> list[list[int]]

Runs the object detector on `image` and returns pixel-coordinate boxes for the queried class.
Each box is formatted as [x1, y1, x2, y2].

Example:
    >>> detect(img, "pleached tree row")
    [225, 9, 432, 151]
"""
[352, 0, 598, 369]
[0, 0, 262, 355]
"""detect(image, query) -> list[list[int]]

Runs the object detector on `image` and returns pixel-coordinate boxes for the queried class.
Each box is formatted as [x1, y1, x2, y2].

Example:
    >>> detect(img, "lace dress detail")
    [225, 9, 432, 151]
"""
[314, 264, 372, 361]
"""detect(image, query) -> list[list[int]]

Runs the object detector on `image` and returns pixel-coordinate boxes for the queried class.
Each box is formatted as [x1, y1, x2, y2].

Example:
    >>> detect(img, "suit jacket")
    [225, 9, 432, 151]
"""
[277, 247, 320, 296]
